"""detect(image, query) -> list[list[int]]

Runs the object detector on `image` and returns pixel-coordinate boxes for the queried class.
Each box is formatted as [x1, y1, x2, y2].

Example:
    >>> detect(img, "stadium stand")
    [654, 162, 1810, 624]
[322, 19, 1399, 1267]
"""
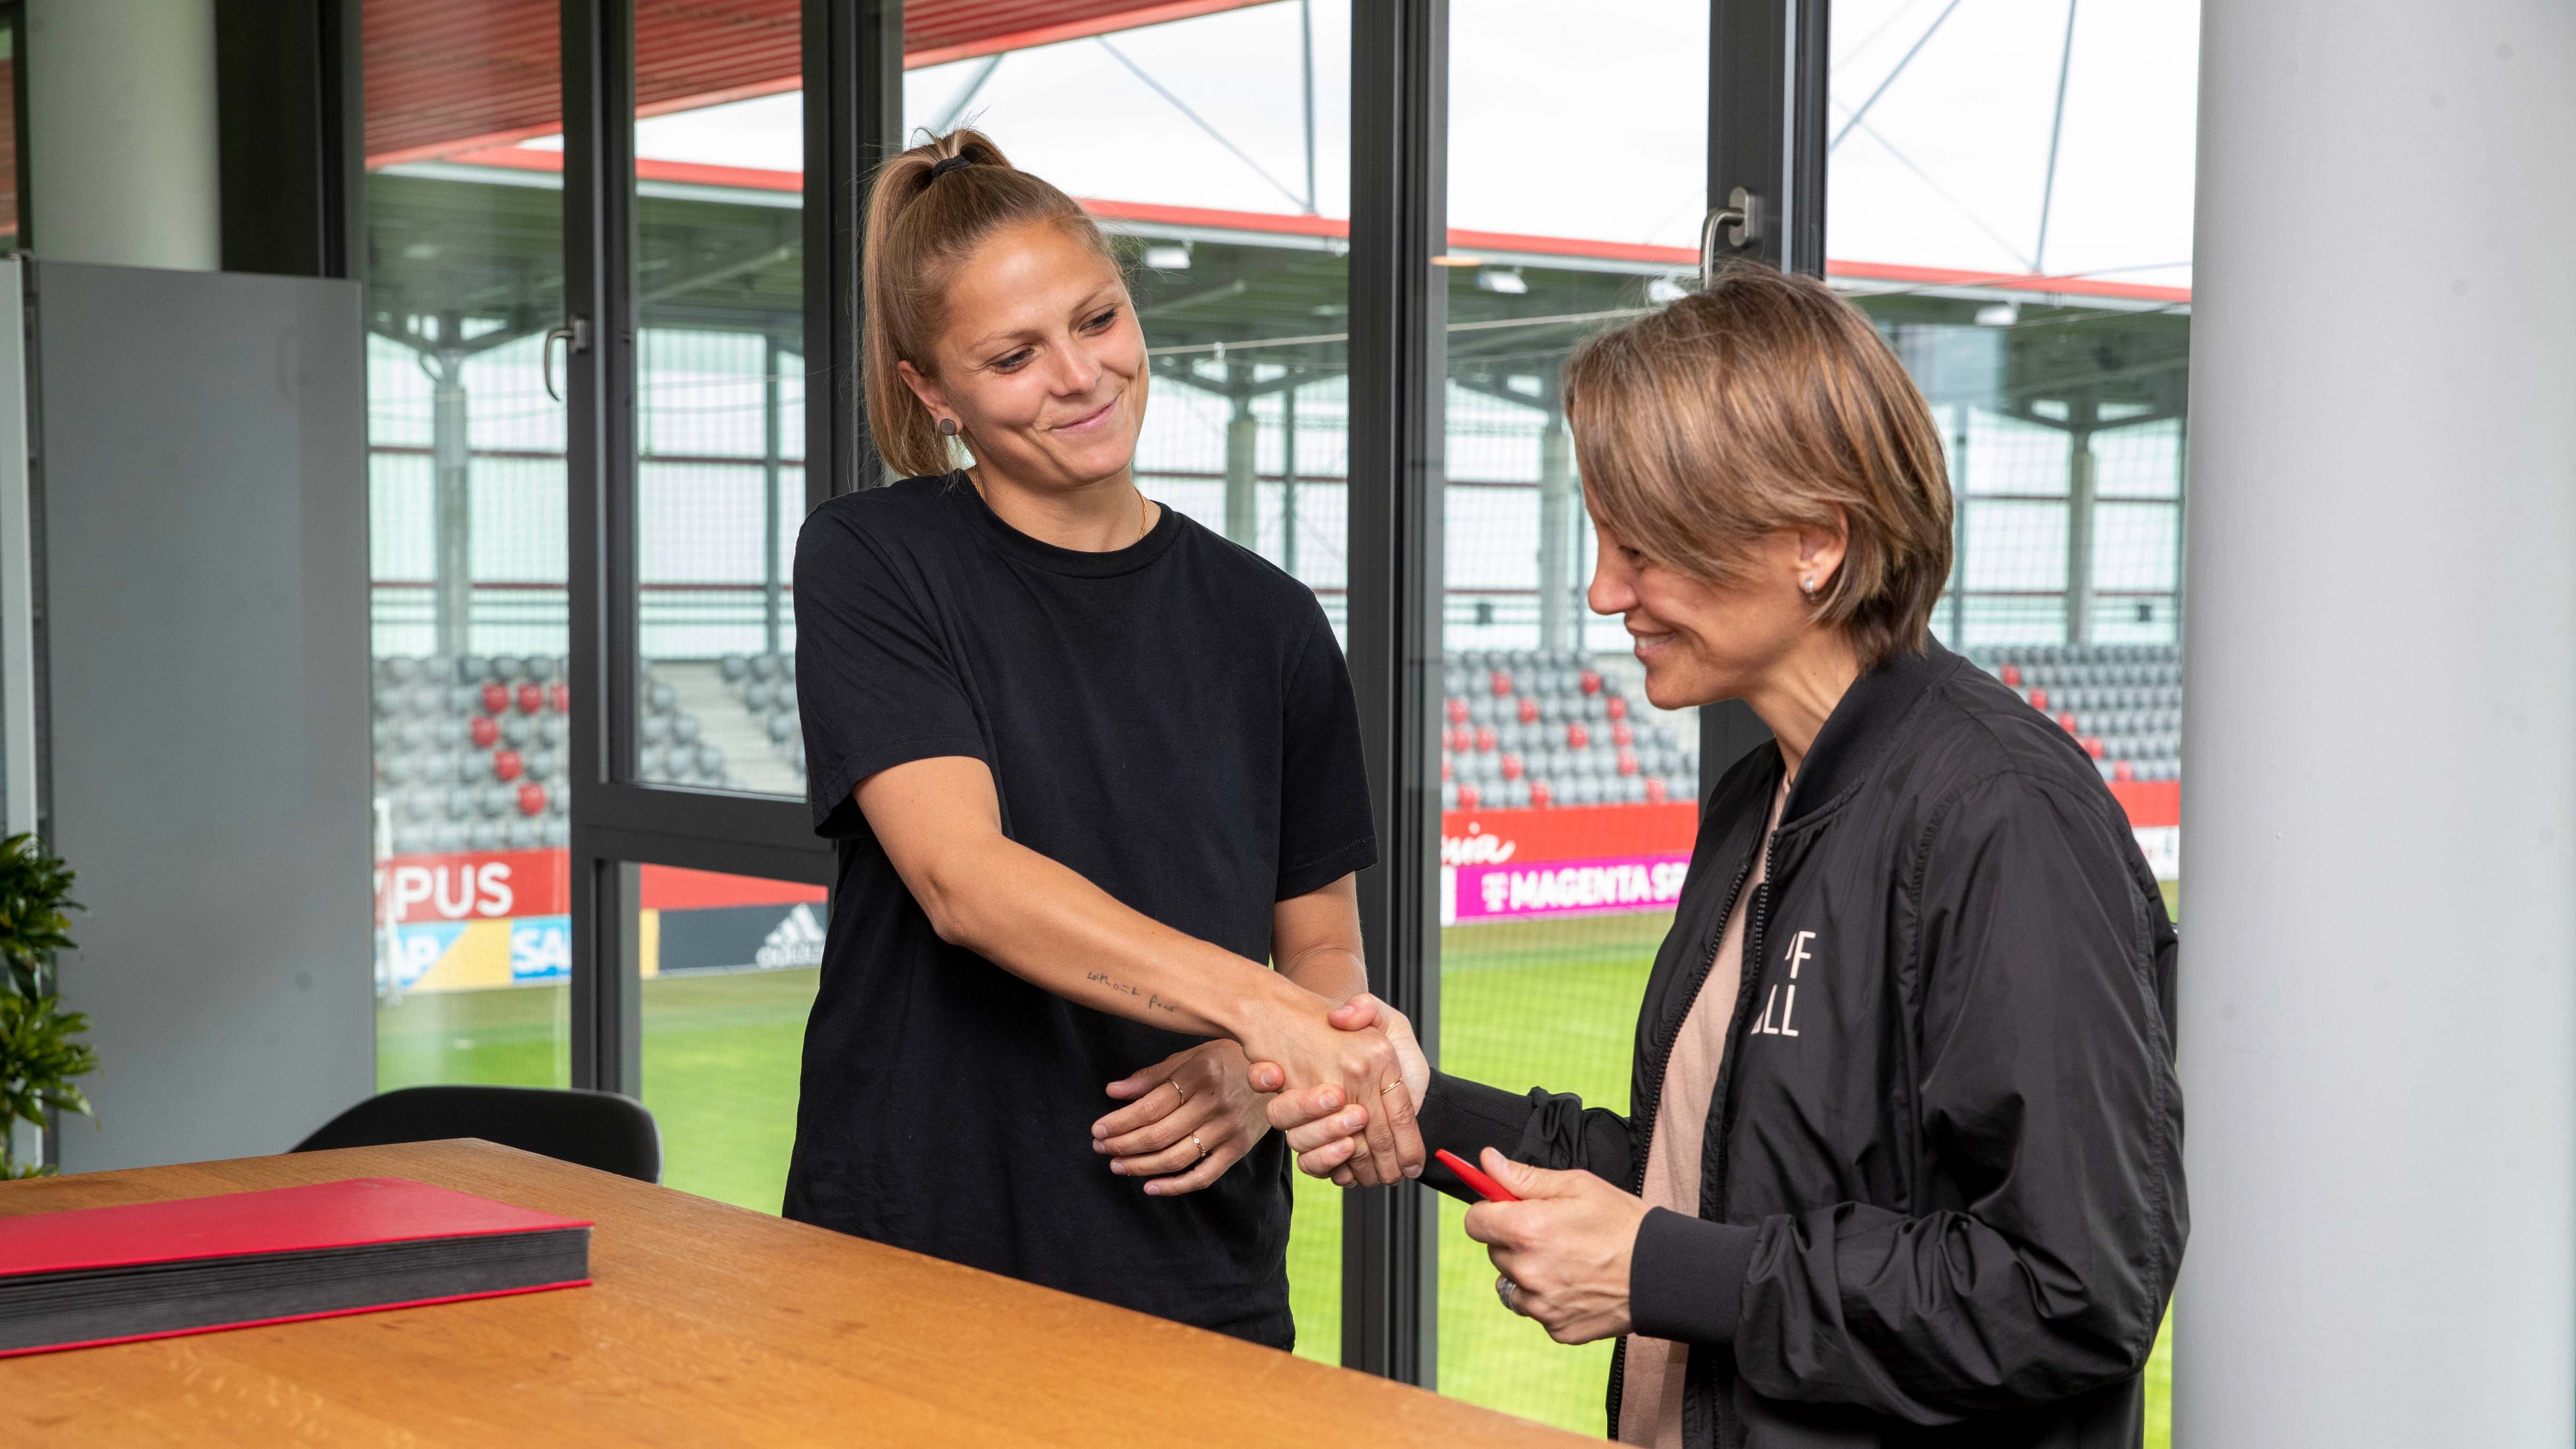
[1438, 648, 1697, 812]
[370, 653, 577, 855]
[1966, 642, 2184, 784]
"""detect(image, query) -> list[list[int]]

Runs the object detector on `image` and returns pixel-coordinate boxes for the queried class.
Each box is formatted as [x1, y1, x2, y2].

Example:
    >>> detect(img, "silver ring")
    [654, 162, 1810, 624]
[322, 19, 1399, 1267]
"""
[1496, 1276, 1522, 1315]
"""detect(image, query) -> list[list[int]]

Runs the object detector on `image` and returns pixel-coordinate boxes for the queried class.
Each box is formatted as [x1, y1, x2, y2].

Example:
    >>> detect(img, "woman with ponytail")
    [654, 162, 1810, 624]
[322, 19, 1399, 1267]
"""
[786, 130, 1418, 1350]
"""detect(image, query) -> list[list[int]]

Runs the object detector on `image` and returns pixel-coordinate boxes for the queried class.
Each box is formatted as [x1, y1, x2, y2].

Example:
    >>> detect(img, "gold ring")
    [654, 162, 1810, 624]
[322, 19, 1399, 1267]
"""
[1190, 1133, 1207, 1160]
[1172, 1081, 1188, 1105]
[1380, 1079, 1405, 1095]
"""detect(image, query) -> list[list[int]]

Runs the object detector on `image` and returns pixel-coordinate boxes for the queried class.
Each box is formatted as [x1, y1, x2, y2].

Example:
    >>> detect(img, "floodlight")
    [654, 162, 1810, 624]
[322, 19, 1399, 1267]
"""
[1143, 243, 1191, 271]
[1475, 268, 1528, 295]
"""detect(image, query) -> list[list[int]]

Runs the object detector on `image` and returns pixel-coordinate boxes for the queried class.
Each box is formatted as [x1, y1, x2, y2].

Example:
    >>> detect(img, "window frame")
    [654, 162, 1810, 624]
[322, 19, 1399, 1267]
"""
[342, 0, 1832, 1385]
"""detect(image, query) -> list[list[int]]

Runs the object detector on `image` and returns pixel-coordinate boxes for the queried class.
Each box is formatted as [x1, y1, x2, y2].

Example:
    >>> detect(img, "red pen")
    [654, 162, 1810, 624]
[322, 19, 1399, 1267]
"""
[1436, 1148, 1521, 1203]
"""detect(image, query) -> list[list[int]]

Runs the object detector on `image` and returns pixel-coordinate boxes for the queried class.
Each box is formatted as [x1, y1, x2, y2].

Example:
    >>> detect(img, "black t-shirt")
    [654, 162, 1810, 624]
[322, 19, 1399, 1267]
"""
[784, 474, 1377, 1349]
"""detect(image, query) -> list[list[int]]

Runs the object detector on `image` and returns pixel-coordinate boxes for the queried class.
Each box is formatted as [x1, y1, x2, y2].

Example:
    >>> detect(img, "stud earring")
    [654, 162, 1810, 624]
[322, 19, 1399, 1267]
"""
[936, 418, 959, 438]
[1801, 577, 1817, 595]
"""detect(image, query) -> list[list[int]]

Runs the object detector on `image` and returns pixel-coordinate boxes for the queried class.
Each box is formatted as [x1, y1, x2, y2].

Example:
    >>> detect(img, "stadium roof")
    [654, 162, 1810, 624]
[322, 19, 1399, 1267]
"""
[367, 0, 2191, 309]
[365, 0, 1281, 165]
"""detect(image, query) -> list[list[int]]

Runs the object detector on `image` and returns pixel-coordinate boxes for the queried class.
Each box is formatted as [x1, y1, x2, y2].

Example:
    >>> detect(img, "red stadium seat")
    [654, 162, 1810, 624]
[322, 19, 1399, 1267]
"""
[2082, 736, 2105, 758]
[1447, 697, 1469, 724]
[469, 716, 499, 749]
[1517, 698, 1539, 724]
[492, 749, 523, 782]
[549, 683, 571, 714]
[1500, 753, 1524, 781]
[1529, 781, 1553, 808]
[1475, 725, 1497, 752]
[1566, 723, 1589, 749]
[1611, 722, 1634, 747]
[1606, 697, 1628, 721]
[481, 682, 508, 715]
[1441, 757, 1453, 781]
[1579, 669, 1602, 695]
[2001, 664, 2022, 687]
[2113, 760, 2136, 782]
[1457, 783, 1481, 810]
[2058, 712, 2079, 733]
[1489, 670, 1511, 697]
[516, 683, 544, 715]
[1643, 777, 1668, 804]
[517, 784, 547, 816]
[1617, 749, 1639, 776]
[2029, 688, 2050, 711]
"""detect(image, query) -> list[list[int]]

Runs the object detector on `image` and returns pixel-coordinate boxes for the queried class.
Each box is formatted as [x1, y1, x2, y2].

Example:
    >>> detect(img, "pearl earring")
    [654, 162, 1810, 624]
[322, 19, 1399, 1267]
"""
[1801, 577, 1817, 595]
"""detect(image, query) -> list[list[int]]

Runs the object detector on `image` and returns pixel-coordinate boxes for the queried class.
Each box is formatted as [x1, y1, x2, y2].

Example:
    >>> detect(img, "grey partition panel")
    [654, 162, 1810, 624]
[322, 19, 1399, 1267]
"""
[35, 260, 371, 1172]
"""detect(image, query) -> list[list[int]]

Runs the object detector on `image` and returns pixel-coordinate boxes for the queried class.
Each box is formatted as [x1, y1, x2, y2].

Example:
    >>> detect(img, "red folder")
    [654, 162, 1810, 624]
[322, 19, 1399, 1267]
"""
[0, 1176, 592, 1356]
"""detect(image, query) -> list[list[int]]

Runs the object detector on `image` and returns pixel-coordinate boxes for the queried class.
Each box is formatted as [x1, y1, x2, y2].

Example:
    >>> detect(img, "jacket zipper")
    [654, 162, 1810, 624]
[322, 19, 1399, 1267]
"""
[1606, 823, 1764, 1436]
[1695, 821, 1790, 1447]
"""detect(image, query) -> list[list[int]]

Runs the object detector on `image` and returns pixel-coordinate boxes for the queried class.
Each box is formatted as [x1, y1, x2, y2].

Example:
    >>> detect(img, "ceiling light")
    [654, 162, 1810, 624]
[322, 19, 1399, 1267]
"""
[1143, 243, 1191, 271]
[1975, 302, 2020, 327]
[1475, 267, 1528, 295]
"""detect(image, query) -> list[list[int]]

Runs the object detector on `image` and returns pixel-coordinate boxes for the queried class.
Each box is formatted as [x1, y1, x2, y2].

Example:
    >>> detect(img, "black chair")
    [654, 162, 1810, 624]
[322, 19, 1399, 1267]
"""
[293, 1085, 662, 1183]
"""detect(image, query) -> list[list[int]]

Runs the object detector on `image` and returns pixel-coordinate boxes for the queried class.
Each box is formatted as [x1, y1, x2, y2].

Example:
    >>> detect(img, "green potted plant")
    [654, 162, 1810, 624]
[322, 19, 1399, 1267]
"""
[0, 833, 91, 1178]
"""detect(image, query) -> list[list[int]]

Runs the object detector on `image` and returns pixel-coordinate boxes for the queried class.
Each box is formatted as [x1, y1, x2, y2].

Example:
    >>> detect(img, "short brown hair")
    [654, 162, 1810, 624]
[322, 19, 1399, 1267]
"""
[861, 129, 1119, 478]
[1563, 264, 1953, 669]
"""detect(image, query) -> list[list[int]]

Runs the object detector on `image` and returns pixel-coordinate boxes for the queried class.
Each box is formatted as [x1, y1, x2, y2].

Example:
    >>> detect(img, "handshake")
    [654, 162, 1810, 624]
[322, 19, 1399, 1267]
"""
[1089, 992, 1431, 1195]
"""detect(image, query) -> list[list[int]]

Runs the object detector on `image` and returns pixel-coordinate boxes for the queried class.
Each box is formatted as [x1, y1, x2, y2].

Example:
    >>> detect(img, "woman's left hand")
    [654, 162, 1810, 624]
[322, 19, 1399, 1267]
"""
[1463, 1148, 1650, 1344]
[1092, 1041, 1274, 1196]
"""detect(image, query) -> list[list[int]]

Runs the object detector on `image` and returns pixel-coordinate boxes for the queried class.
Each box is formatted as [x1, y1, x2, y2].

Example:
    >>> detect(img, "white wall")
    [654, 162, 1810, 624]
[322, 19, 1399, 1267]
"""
[25, 0, 220, 271]
[2177, 1, 2576, 1442]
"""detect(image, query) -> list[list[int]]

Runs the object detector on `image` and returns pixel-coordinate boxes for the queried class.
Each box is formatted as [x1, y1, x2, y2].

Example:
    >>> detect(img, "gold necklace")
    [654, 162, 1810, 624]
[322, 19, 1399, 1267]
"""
[1133, 487, 1151, 547]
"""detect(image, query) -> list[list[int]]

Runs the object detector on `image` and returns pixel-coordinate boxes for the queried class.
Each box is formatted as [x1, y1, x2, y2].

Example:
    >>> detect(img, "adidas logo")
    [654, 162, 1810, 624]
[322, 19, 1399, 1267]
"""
[755, 903, 825, 969]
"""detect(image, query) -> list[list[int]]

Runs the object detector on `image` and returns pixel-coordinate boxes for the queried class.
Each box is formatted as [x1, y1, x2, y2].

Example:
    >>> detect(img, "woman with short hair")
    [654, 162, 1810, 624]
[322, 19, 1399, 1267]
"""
[1276, 265, 2185, 1447]
[787, 129, 1420, 1352]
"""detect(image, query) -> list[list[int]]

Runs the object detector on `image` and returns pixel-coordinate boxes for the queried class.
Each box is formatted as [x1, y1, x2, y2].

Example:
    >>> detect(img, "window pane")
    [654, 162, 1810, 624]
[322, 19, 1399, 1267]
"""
[630, 2, 805, 795]
[364, 0, 572, 1089]
[633, 864, 826, 1211]
[1830, 4, 2198, 1441]
[902, 1, 1353, 1366]
[1440, 1, 1707, 1432]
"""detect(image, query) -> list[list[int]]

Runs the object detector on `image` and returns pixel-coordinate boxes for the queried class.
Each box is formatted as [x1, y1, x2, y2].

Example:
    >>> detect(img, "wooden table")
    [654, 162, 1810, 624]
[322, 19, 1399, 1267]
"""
[0, 1140, 1590, 1447]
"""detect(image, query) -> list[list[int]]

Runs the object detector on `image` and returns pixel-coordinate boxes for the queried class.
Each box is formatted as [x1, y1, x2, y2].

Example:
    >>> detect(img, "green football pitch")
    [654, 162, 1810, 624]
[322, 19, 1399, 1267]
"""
[378, 910, 2170, 1442]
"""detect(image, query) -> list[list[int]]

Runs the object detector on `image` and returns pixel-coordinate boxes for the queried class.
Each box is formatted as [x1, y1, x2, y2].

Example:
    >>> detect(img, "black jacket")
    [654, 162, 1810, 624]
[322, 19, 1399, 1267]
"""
[1418, 642, 2185, 1448]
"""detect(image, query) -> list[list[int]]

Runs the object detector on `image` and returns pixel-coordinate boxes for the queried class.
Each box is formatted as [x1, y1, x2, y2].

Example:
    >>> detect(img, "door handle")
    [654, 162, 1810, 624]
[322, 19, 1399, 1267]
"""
[543, 317, 591, 402]
[1699, 186, 1763, 282]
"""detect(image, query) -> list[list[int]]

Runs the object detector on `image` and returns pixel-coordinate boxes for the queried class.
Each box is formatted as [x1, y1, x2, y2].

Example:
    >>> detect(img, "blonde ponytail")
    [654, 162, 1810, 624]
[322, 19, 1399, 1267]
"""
[860, 129, 1116, 479]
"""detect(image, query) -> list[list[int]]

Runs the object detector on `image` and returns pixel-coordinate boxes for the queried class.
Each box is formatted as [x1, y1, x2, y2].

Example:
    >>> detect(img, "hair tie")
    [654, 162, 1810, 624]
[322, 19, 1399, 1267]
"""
[928, 154, 974, 181]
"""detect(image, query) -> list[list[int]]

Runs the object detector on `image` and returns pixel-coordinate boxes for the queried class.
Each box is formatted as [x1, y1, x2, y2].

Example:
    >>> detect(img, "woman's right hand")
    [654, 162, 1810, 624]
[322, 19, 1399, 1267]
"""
[1256, 994, 1430, 1188]
[1236, 989, 1425, 1184]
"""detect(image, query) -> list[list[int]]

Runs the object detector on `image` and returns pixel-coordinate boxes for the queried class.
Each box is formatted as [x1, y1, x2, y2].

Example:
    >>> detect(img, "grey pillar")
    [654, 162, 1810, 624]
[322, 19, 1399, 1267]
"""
[1224, 365, 1257, 548]
[429, 342, 473, 657]
[762, 332, 784, 657]
[26, 0, 220, 270]
[2177, 2, 2576, 1443]
[1538, 391, 1574, 652]
[2063, 400, 2095, 644]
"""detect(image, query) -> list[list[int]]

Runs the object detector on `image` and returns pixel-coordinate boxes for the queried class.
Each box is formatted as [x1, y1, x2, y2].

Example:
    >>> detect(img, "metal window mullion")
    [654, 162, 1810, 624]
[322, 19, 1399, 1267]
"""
[566, 0, 641, 1096]
[805, 0, 902, 506]
[1699, 0, 1830, 779]
[1343, 0, 1445, 1386]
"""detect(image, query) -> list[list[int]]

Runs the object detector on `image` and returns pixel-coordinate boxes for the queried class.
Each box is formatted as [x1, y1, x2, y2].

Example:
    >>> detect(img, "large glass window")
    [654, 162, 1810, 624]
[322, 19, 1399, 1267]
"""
[1828, 5, 2199, 1443]
[1436, 1, 1707, 1432]
[630, 863, 825, 1210]
[628, 1, 806, 796]
[363, 0, 573, 1090]
[902, 0, 1355, 1364]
